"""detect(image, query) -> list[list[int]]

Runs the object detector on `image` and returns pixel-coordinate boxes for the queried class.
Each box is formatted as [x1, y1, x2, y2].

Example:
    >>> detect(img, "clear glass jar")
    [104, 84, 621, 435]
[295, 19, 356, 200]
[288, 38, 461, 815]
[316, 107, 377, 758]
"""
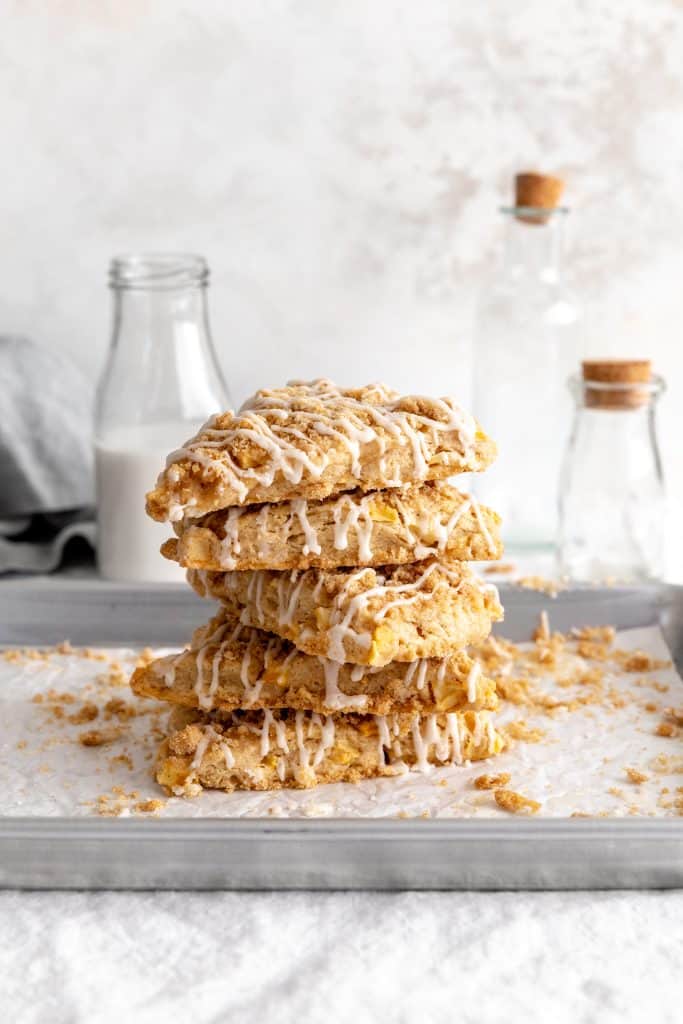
[557, 370, 665, 583]
[472, 205, 581, 551]
[95, 254, 230, 582]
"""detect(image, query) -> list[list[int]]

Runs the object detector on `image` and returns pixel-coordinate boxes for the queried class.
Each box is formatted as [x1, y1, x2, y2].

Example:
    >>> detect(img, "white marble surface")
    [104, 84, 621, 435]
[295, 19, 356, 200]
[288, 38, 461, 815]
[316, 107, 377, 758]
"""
[5, 888, 683, 1023]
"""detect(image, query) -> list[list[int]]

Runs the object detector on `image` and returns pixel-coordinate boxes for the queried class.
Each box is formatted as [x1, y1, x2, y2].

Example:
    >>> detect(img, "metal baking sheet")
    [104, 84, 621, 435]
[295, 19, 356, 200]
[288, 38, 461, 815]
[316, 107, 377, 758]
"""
[0, 577, 682, 890]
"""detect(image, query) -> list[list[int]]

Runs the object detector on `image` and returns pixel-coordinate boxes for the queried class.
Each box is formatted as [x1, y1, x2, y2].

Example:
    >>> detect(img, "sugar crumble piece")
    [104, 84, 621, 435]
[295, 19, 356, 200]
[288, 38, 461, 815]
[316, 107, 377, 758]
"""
[109, 753, 134, 771]
[494, 789, 541, 815]
[625, 767, 649, 785]
[55, 640, 74, 655]
[78, 728, 122, 747]
[648, 754, 683, 774]
[483, 562, 516, 575]
[103, 697, 137, 720]
[16, 739, 27, 750]
[664, 707, 683, 725]
[134, 799, 165, 814]
[135, 648, 157, 669]
[572, 625, 616, 645]
[656, 722, 677, 739]
[67, 702, 99, 725]
[516, 575, 561, 597]
[474, 772, 511, 790]
[96, 663, 129, 689]
[533, 610, 551, 643]
[503, 720, 546, 743]
[614, 649, 670, 673]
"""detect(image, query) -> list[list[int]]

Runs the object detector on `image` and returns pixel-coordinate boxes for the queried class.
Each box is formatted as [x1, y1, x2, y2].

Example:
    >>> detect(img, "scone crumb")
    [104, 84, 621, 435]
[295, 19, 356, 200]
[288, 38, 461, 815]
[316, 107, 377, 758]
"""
[656, 722, 677, 739]
[104, 697, 137, 720]
[474, 772, 511, 790]
[109, 753, 134, 771]
[494, 789, 541, 815]
[649, 754, 683, 774]
[79, 728, 121, 747]
[516, 575, 561, 597]
[68, 702, 99, 725]
[615, 650, 670, 673]
[625, 767, 649, 784]
[503, 720, 546, 743]
[134, 799, 165, 814]
[96, 663, 129, 688]
[533, 610, 551, 642]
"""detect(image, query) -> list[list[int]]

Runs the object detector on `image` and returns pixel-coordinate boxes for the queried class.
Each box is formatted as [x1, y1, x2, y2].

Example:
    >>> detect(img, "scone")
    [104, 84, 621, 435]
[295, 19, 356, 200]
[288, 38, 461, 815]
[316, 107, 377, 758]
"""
[156, 706, 506, 794]
[130, 608, 497, 716]
[146, 380, 497, 522]
[162, 482, 502, 572]
[188, 559, 503, 666]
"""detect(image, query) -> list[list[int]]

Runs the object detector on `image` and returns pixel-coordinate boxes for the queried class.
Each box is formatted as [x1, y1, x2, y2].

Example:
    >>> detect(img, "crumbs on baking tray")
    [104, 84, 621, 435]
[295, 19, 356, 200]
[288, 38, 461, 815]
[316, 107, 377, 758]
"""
[494, 789, 541, 815]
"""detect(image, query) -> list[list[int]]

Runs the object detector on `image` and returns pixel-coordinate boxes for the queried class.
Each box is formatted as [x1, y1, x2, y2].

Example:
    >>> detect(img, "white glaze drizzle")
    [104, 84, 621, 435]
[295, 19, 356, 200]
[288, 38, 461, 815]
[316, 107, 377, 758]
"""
[218, 507, 243, 568]
[259, 709, 291, 757]
[189, 725, 221, 772]
[322, 560, 465, 663]
[290, 498, 322, 556]
[469, 496, 497, 556]
[466, 661, 481, 703]
[320, 658, 369, 711]
[415, 659, 429, 691]
[161, 380, 478, 517]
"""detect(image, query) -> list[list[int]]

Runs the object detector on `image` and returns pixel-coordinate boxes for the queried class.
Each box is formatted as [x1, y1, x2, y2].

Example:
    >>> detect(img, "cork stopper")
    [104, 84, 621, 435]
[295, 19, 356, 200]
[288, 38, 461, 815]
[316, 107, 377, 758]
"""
[582, 359, 652, 409]
[514, 172, 565, 224]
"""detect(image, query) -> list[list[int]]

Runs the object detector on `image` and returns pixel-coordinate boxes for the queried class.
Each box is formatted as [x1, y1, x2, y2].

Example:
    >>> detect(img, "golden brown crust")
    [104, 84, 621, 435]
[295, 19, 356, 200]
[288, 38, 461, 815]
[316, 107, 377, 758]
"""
[130, 608, 498, 716]
[188, 559, 503, 667]
[155, 706, 505, 794]
[145, 380, 496, 522]
[163, 482, 502, 572]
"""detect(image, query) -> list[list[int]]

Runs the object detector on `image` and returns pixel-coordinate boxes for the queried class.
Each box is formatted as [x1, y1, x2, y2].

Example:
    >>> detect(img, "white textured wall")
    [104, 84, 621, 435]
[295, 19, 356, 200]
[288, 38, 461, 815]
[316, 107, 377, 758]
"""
[2, 0, 682, 503]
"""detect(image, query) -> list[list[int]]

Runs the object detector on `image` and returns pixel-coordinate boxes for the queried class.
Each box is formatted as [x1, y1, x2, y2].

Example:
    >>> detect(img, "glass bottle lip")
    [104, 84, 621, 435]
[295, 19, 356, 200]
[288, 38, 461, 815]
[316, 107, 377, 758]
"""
[109, 253, 209, 290]
[500, 205, 569, 218]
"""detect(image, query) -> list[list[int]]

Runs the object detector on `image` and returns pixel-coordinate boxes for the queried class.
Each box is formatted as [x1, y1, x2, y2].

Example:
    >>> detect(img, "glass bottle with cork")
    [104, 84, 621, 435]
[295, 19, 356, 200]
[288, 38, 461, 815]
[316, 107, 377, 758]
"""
[472, 171, 581, 552]
[558, 359, 665, 582]
[95, 254, 231, 583]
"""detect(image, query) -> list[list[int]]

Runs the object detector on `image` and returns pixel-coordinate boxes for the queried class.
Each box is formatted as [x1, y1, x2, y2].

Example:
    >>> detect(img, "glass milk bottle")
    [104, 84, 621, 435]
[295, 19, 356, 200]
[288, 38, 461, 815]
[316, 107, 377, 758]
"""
[472, 173, 581, 551]
[558, 360, 665, 582]
[95, 254, 230, 582]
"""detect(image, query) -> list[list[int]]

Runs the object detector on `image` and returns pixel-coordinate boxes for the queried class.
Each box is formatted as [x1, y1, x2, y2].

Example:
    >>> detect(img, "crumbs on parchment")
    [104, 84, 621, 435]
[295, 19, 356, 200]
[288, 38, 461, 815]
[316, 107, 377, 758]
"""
[67, 702, 99, 725]
[109, 753, 134, 771]
[474, 772, 512, 790]
[624, 767, 649, 785]
[503, 720, 546, 744]
[494, 789, 541, 815]
[79, 728, 122, 747]
[483, 562, 516, 575]
[656, 722, 678, 739]
[515, 575, 562, 597]
[134, 799, 165, 814]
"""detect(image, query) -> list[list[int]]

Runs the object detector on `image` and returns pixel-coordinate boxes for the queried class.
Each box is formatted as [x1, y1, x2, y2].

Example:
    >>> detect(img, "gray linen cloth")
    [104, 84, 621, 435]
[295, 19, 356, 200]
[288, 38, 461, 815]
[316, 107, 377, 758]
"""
[0, 335, 95, 573]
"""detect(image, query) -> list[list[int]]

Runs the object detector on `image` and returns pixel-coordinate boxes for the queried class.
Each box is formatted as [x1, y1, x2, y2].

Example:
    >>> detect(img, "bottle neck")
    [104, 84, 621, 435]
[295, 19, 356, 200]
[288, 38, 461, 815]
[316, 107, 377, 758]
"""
[97, 255, 229, 436]
[111, 284, 210, 356]
[501, 210, 565, 278]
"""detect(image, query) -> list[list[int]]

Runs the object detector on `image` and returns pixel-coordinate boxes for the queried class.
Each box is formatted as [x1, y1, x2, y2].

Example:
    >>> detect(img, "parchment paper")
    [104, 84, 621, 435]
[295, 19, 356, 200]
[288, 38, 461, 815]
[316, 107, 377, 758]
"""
[1, 625, 681, 819]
